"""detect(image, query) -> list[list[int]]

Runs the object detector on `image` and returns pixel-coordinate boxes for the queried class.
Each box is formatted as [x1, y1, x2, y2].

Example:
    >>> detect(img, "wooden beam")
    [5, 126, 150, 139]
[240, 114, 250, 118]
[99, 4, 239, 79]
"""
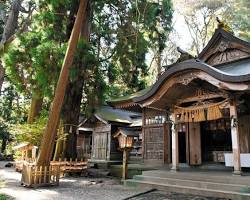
[177, 93, 226, 105]
[37, 0, 88, 166]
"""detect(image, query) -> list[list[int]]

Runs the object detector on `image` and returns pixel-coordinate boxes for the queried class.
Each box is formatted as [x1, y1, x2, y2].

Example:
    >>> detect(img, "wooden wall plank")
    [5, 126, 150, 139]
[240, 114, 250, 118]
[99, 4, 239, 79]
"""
[144, 125, 165, 161]
[238, 115, 250, 153]
[189, 122, 202, 165]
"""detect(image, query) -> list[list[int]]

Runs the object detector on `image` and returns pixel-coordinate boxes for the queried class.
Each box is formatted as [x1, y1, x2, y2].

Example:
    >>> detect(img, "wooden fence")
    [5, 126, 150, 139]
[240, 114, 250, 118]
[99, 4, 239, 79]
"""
[15, 158, 36, 172]
[50, 158, 87, 176]
[19, 158, 87, 187]
[21, 162, 60, 187]
[16, 158, 87, 173]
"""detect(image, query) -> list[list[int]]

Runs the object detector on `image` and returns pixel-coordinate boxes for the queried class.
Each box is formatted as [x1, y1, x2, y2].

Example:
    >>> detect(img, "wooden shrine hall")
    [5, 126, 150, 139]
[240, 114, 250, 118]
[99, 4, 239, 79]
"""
[109, 28, 250, 175]
[77, 106, 142, 168]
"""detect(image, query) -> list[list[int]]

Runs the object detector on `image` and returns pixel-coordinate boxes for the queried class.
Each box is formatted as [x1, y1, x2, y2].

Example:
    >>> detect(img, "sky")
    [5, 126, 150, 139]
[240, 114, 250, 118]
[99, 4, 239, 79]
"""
[172, 11, 193, 51]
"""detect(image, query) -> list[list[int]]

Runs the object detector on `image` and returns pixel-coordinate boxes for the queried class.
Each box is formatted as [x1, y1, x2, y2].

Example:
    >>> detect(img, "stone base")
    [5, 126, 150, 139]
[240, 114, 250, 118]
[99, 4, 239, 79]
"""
[88, 159, 122, 169]
[170, 167, 179, 172]
[233, 170, 242, 176]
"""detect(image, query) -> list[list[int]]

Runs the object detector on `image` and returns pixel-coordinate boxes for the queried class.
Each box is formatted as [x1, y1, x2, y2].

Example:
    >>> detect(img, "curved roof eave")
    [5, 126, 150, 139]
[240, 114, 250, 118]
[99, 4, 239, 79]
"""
[107, 87, 152, 105]
[133, 59, 250, 103]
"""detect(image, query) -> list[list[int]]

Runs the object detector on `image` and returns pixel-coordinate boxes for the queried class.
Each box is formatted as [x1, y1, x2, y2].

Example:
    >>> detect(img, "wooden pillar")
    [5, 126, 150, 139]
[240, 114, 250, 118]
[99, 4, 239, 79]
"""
[122, 149, 129, 179]
[106, 127, 111, 161]
[142, 107, 146, 160]
[171, 113, 179, 171]
[229, 97, 241, 175]
[163, 122, 169, 163]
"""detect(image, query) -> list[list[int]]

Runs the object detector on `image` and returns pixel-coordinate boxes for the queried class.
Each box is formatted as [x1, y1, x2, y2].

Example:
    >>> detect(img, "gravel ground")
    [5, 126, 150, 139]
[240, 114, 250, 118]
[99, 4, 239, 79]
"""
[0, 161, 146, 200]
[0, 162, 229, 200]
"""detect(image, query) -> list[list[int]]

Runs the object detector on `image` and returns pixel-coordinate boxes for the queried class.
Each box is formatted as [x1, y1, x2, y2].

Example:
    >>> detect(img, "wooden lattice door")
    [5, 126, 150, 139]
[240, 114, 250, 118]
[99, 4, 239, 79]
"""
[92, 125, 111, 160]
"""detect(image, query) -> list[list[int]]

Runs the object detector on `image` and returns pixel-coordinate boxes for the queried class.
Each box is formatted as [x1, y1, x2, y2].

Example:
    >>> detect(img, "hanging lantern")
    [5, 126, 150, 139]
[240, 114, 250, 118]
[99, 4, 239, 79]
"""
[117, 135, 133, 149]
[114, 129, 137, 180]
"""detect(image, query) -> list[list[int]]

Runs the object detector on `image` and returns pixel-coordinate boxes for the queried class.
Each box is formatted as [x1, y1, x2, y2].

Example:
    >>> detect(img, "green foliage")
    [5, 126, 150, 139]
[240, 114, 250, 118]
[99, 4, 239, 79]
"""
[0, 80, 28, 123]
[0, 194, 8, 200]
[10, 114, 48, 147]
[91, 0, 173, 96]
[0, 117, 12, 153]
[0, 118, 10, 142]
[4, 31, 66, 98]
[3, 0, 173, 122]
[227, 0, 250, 41]
[72, 39, 106, 115]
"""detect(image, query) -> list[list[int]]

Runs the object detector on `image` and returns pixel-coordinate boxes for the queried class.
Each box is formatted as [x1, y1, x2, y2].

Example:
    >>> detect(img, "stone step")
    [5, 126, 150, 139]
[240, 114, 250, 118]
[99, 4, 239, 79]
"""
[133, 175, 250, 193]
[142, 170, 250, 185]
[124, 179, 250, 200]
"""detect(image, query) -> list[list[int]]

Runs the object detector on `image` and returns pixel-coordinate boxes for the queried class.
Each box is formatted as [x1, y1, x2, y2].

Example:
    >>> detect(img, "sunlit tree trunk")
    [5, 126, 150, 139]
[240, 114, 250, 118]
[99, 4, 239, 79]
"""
[36, 0, 87, 166]
[27, 91, 43, 124]
[53, 120, 64, 160]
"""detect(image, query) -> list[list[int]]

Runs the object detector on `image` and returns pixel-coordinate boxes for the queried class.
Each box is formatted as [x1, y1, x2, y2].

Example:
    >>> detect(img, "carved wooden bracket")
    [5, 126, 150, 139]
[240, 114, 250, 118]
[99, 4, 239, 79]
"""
[176, 72, 197, 85]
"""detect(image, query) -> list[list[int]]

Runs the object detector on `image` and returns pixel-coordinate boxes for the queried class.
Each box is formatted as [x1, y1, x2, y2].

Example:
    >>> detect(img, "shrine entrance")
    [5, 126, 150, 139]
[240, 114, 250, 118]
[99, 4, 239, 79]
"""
[175, 118, 232, 167]
[178, 131, 186, 163]
[200, 119, 232, 164]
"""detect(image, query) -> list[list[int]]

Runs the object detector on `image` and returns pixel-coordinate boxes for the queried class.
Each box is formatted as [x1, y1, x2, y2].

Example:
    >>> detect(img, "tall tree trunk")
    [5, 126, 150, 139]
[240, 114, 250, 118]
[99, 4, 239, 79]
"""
[1, 139, 6, 153]
[27, 91, 43, 124]
[53, 120, 64, 160]
[0, 0, 23, 93]
[0, 1, 35, 94]
[62, 1, 90, 159]
[0, 61, 4, 93]
[36, 0, 87, 166]
[62, 81, 84, 159]
[0, 0, 22, 49]
[156, 34, 162, 78]
[156, 53, 161, 78]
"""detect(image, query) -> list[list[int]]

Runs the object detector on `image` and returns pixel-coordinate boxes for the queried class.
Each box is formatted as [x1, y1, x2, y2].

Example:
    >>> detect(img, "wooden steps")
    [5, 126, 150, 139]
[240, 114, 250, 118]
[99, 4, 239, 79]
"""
[124, 170, 250, 200]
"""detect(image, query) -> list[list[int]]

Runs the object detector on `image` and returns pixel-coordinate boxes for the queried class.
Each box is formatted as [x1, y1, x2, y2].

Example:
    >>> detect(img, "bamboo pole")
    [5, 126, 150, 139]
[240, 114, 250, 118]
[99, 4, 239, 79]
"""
[36, 0, 88, 166]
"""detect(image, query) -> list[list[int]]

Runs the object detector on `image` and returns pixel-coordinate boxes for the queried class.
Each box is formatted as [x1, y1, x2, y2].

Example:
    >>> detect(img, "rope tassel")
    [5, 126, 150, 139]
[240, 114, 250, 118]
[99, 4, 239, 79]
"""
[175, 99, 227, 123]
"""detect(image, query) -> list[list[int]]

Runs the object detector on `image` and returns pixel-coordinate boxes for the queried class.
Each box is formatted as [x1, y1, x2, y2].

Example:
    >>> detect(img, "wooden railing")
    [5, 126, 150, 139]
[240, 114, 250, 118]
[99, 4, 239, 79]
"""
[50, 158, 87, 176]
[21, 162, 60, 187]
[15, 158, 36, 172]
[16, 158, 87, 174]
